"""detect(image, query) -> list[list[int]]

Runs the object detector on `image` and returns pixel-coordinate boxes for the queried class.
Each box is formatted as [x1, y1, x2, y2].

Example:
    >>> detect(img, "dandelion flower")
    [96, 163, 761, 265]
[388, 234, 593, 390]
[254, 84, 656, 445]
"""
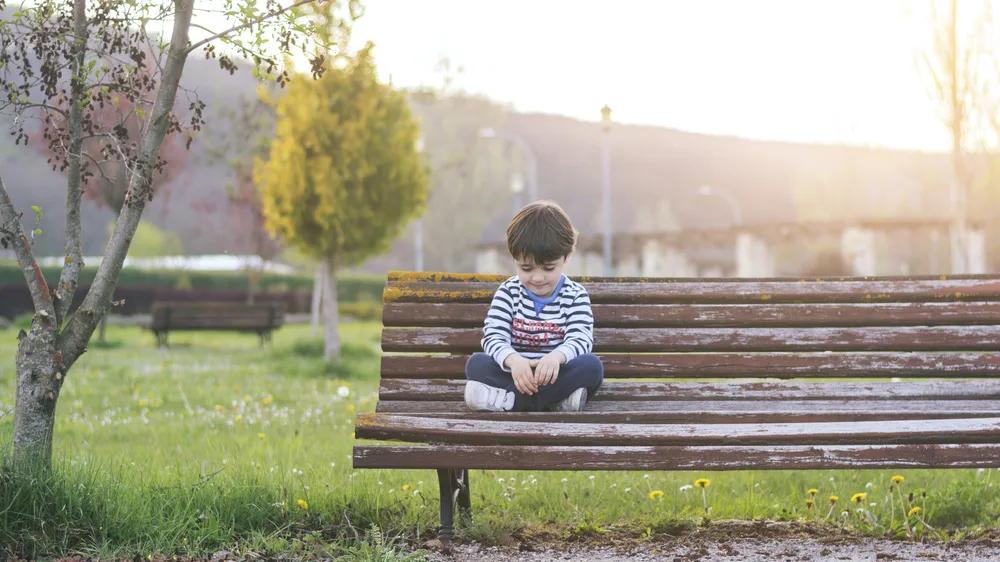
[648, 490, 664, 500]
[401, 484, 412, 492]
[694, 478, 710, 489]
[805, 499, 815, 509]
[891, 475, 905, 485]
[261, 395, 274, 406]
[296, 499, 309, 510]
[257, 432, 266, 440]
[851, 492, 866, 504]
[907, 506, 922, 517]
[807, 488, 818, 496]
[829, 495, 839, 504]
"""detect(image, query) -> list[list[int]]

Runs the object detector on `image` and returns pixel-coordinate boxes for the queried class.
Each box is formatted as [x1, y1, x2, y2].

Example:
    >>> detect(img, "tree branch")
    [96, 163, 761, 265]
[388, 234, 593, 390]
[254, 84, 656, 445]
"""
[185, 0, 317, 55]
[60, 0, 195, 367]
[54, 0, 90, 324]
[0, 176, 55, 318]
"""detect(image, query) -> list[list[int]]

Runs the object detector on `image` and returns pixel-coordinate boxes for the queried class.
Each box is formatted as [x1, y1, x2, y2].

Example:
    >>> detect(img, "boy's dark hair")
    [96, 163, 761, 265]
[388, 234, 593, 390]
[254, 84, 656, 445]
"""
[506, 200, 577, 263]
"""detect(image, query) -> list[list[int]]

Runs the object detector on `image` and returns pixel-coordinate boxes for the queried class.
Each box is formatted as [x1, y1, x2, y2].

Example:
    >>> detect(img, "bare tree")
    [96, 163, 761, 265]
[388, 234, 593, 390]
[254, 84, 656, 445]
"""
[0, 0, 357, 468]
[921, 0, 994, 272]
[203, 93, 282, 304]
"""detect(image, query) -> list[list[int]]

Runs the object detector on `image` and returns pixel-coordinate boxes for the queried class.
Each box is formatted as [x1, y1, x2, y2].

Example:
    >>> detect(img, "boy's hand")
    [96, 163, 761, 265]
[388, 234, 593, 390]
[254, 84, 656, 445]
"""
[529, 351, 566, 386]
[505, 354, 538, 395]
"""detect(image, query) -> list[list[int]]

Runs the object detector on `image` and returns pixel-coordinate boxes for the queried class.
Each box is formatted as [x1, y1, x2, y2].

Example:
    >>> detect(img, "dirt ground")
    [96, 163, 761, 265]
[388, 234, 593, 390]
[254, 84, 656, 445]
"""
[424, 521, 1000, 562]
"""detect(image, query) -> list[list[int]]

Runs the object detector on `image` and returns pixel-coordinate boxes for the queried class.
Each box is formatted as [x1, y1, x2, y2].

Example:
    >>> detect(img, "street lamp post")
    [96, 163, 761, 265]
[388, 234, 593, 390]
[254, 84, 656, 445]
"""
[478, 128, 539, 203]
[414, 135, 426, 271]
[601, 105, 613, 276]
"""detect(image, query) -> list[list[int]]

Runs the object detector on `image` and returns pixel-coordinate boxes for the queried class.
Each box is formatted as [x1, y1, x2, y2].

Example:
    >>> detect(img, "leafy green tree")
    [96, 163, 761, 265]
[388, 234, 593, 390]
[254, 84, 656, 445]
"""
[113, 221, 184, 257]
[255, 46, 427, 359]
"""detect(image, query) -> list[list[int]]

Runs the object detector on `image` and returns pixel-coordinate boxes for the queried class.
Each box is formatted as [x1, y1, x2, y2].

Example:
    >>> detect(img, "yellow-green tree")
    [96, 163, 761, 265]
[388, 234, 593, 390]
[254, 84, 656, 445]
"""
[255, 46, 427, 359]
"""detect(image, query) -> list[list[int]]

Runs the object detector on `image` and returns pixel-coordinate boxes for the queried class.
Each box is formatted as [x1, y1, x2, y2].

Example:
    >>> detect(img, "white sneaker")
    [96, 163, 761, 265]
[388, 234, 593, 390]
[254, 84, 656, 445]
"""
[464, 381, 515, 411]
[552, 388, 588, 412]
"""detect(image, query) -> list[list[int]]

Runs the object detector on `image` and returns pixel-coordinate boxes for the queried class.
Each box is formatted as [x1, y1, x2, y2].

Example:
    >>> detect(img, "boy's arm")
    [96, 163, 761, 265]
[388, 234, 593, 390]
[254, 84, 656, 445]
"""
[481, 284, 519, 372]
[552, 289, 594, 363]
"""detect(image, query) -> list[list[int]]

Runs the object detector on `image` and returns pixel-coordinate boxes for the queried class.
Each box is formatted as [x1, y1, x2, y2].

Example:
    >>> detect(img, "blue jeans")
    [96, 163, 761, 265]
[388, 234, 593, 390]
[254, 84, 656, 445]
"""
[464, 352, 604, 411]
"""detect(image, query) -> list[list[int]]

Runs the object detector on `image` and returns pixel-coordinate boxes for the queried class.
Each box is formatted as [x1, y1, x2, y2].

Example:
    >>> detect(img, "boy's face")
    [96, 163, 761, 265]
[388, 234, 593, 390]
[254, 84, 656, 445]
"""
[514, 254, 569, 297]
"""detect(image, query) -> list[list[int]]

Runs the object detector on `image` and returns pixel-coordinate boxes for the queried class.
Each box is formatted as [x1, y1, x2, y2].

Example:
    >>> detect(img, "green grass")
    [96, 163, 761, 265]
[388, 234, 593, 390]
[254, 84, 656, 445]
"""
[0, 322, 998, 558]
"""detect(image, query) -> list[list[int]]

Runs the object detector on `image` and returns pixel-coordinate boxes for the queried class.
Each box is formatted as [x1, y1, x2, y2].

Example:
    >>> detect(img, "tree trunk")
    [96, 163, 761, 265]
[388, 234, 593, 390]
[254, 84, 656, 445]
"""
[321, 258, 341, 360]
[311, 264, 324, 336]
[12, 320, 63, 467]
[247, 268, 260, 305]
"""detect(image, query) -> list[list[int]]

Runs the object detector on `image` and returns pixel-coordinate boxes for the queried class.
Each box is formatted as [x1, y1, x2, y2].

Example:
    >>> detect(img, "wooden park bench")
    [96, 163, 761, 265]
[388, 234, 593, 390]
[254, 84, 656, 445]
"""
[150, 301, 284, 347]
[353, 271, 1000, 544]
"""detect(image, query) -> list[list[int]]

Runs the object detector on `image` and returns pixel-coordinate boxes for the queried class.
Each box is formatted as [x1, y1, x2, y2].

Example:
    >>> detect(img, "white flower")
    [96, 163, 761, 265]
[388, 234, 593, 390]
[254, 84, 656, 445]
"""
[337, 386, 350, 397]
[624, 488, 632, 493]
[679, 484, 693, 492]
[588, 475, 595, 480]
[865, 482, 874, 489]
[561, 478, 569, 483]
[643, 474, 650, 479]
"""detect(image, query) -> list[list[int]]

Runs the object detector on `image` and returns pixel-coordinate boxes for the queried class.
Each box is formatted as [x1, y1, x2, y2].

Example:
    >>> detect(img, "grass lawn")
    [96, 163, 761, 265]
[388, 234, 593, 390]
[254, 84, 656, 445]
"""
[0, 321, 997, 558]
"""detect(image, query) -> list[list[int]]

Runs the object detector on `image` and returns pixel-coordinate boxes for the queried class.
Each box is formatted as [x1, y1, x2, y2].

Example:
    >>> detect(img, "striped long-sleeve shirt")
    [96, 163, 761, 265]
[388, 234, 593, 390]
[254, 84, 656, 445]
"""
[481, 275, 595, 370]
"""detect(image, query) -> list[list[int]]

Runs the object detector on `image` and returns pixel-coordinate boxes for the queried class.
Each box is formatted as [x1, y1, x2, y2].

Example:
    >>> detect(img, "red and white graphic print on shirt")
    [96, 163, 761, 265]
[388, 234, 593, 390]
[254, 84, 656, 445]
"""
[512, 317, 566, 351]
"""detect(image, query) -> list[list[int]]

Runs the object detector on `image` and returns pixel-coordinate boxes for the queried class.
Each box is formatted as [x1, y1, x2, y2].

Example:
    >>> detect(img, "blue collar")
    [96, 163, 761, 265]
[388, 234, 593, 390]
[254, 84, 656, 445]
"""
[524, 275, 566, 314]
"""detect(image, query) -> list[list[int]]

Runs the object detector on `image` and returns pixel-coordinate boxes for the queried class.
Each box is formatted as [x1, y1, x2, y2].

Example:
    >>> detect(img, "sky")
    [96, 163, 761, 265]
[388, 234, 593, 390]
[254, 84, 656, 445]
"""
[348, 0, 997, 153]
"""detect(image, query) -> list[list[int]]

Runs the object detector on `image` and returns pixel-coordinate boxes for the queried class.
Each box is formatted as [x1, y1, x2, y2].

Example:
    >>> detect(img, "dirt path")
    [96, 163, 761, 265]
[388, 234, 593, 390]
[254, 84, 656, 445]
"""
[425, 521, 1000, 562]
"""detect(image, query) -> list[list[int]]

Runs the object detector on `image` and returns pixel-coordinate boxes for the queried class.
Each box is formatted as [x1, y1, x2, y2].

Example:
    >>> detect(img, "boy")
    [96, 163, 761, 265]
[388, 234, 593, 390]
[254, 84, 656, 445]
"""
[464, 200, 604, 412]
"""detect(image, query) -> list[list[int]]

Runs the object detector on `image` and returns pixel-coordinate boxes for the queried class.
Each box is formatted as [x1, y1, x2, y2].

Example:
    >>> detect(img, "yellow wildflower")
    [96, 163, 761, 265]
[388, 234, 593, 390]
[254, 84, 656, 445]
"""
[261, 395, 274, 406]
[234, 414, 242, 424]
[401, 484, 412, 492]
[296, 499, 309, 510]
[648, 490, 664, 500]
[805, 499, 815, 509]
[851, 492, 866, 503]
[694, 478, 710, 489]
[807, 488, 818, 496]
[257, 432, 266, 441]
[829, 495, 839, 504]
[891, 475, 905, 485]
[907, 506, 922, 517]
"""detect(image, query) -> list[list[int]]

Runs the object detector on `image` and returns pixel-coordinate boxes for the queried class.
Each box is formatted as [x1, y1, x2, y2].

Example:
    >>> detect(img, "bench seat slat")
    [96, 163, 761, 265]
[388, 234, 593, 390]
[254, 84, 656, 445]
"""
[381, 326, 1000, 353]
[372, 411, 998, 423]
[355, 413, 1000, 446]
[383, 302, 1000, 328]
[384, 277, 1000, 304]
[375, 400, 1000, 421]
[378, 379, 1000, 401]
[379, 352, 1000, 378]
[354, 443, 1000, 470]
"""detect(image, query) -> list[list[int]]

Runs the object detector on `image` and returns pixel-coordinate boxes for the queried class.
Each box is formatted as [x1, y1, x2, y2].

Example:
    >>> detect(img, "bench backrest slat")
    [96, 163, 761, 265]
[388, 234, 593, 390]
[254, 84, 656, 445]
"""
[384, 302, 1000, 327]
[378, 352, 1000, 379]
[385, 274, 1000, 304]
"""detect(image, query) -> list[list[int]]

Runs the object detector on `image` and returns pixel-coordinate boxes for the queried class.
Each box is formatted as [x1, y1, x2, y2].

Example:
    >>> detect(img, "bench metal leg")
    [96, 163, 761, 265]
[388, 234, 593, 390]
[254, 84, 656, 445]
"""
[436, 468, 471, 548]
[456, 469, 471, 518]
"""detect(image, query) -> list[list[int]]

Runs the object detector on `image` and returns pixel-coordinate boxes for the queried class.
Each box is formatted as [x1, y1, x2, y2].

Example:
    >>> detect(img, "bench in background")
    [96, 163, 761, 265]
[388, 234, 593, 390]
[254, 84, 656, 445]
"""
[150, 301, 285, 347]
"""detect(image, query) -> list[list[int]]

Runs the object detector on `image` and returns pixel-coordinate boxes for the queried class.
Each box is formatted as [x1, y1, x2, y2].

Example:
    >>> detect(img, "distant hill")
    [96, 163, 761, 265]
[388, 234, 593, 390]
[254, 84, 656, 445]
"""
[2, 31, 993, 273]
